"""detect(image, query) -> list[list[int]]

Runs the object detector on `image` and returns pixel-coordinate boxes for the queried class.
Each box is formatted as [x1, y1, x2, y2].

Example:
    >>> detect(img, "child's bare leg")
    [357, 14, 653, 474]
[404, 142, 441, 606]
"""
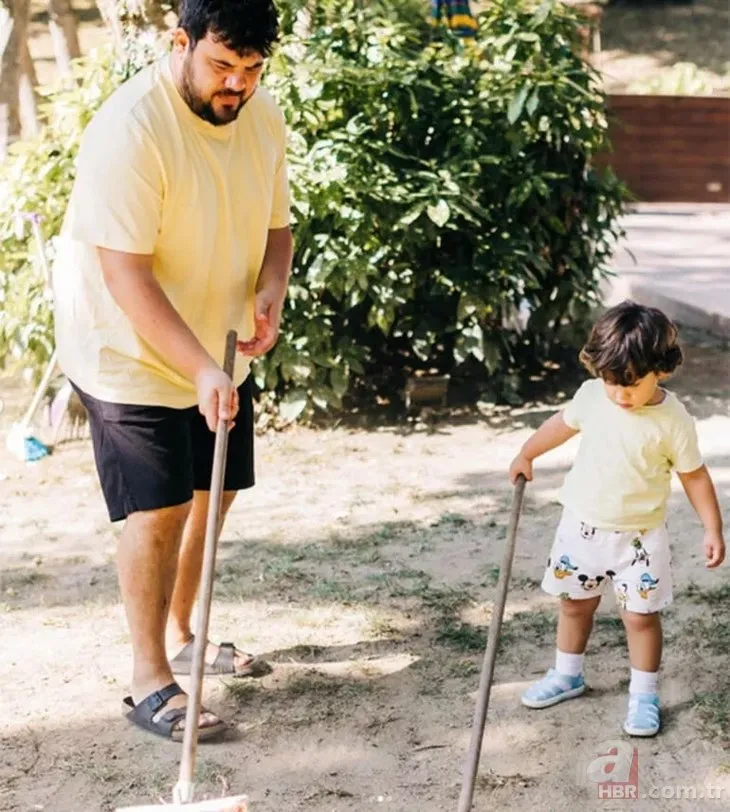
[558, 596, 601, 654]
[622, 610, 662, 672]
[621, 610, 662, 737]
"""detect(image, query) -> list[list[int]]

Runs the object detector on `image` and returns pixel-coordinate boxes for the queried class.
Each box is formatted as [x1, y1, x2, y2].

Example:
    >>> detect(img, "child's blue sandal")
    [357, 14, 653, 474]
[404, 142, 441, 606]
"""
[624, 692, 661, 737]
[521, 667, 586, 709]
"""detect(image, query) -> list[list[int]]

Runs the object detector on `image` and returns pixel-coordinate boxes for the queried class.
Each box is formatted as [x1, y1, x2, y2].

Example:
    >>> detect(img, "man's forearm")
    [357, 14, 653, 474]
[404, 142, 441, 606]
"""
[257, 226, 293, 299]
[679, 466, 723, 533]
[98, 248, 217, 382]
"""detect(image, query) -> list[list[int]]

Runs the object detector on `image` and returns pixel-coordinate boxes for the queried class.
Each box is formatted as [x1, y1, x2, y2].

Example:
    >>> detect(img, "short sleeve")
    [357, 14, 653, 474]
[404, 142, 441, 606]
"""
[68, 114, 162, 254]
[562, 379, 593, 430]
[669, 407, 703, 473]
[268, 108, 290, 230]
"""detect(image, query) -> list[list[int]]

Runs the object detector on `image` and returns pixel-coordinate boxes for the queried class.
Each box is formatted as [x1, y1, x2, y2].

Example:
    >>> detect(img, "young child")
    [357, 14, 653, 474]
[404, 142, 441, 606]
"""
[509, 300, 725, 737]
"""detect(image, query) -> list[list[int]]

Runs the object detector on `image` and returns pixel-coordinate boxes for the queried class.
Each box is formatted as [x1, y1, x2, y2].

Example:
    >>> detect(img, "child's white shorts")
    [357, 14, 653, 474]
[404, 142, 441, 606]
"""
[541, 508, 673, 614]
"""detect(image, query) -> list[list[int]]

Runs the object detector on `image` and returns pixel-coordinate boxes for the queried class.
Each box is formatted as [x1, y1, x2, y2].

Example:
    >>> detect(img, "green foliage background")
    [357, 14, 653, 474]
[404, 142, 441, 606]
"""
[0, 0, 626, 419]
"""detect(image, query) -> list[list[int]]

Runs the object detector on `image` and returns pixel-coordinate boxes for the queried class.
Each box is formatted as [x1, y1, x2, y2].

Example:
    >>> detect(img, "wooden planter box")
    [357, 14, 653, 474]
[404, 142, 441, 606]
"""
[600, 95, 730, 203]
[404, 374, 450, 410]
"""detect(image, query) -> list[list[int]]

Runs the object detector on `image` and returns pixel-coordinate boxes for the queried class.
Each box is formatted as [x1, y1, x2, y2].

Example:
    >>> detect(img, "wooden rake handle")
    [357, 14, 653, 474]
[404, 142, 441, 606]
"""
[457, 474, 527, 812]
[175, 330, 238, 805]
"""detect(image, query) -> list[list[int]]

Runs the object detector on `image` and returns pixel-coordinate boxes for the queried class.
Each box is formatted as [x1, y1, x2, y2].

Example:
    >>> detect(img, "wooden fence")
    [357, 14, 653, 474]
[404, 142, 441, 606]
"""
[601, 95, 730, 204]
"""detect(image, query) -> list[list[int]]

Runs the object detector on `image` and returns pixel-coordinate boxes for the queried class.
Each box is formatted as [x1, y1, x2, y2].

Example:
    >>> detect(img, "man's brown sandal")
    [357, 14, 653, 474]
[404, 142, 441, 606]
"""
[122, 682, 227, 742]
[170, 638, 270, 678]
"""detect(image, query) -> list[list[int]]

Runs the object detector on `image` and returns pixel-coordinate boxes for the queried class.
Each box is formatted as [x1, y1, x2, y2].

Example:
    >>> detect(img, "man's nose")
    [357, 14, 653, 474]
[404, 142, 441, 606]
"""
[224, 73, 246, 93]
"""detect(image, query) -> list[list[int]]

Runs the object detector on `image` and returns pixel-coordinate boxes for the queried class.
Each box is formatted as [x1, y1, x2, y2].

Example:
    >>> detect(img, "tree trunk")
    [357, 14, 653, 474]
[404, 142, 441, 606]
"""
[0, 0, 31, 159]
[48, 0, 81, 76]
[18, 34, 38, 136]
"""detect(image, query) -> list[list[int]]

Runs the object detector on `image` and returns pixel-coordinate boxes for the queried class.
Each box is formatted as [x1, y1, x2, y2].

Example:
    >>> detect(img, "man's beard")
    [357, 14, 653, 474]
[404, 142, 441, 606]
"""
[180, 58, 249, 126]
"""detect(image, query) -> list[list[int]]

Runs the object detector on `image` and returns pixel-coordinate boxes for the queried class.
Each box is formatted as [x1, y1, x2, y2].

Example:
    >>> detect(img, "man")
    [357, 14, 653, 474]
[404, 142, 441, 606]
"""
[51, 0, 292, 741]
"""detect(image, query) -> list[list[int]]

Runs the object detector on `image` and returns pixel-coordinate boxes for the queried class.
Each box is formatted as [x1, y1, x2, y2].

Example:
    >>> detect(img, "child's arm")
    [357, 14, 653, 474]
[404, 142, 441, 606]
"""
[509, 412, 579, 483]
[677, 465, 726, 568]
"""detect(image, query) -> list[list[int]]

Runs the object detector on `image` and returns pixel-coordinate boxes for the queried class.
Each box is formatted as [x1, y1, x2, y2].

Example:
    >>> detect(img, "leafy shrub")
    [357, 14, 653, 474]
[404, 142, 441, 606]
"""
[0, 34, 165, 378]
[0, 0, 626, 416]
[257, 0, 627, 417]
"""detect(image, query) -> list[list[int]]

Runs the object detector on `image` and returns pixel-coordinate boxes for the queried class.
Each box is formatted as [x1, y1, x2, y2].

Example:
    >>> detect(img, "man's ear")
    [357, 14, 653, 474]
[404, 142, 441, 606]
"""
[172, 27, 191, 54]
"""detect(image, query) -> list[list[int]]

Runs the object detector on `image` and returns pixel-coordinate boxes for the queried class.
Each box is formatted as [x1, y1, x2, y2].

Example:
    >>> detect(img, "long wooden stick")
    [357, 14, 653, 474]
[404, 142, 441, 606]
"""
[457, 475, 527, 812]
[174, 330, 238, 805]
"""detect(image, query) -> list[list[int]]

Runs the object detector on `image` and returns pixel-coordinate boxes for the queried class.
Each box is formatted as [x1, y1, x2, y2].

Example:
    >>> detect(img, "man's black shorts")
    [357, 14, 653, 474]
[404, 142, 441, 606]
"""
[72, 377, 255, 522]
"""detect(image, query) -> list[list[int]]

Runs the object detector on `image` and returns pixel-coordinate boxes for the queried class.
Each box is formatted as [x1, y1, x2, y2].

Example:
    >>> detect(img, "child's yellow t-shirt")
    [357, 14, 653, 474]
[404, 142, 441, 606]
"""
[559, 379, 703, 531]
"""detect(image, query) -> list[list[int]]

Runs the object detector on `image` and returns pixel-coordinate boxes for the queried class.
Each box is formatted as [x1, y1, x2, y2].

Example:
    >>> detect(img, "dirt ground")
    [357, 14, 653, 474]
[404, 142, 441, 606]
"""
[7, 3, 729, 810]
[1, 329, 728, 812]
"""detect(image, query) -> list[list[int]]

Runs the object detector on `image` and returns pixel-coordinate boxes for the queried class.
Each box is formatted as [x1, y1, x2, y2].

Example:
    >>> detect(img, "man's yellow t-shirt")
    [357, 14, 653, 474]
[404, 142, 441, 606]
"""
[559, 378, 703, 531]
[52, 54, 290, 408]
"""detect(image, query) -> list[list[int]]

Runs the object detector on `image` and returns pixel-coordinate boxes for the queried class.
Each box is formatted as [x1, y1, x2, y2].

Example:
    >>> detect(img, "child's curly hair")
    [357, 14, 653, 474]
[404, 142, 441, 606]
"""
[579, 300, 683, 386]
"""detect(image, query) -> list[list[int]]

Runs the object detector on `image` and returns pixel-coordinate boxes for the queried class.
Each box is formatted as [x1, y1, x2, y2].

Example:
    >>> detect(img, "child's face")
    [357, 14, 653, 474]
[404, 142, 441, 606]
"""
[602, 372, 665, 411]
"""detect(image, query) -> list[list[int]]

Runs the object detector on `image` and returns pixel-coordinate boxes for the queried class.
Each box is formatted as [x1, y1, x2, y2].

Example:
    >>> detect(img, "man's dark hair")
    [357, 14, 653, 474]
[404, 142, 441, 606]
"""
[579, 300, 683, 386]
[178, 0, 280, 57]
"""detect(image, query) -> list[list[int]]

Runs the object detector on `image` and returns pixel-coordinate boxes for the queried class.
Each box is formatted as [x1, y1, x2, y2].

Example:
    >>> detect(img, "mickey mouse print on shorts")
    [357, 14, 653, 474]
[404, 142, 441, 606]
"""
[541, 509, 673, 614]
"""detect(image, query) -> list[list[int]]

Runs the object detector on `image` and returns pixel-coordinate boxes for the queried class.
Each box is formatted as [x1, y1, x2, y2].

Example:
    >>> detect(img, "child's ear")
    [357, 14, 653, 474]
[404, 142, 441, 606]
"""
[657, 371, 672, 382]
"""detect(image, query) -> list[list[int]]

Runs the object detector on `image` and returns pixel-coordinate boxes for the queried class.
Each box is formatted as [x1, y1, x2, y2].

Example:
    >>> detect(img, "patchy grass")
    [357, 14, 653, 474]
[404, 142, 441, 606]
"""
[676, 581, 730, 744]
[436, 618, 486, 652]
[680, 581, 730, 656]
[694, 689, 730, 748]
[364, 521, 420, 544]
[430, 512, 471, 530]
[592, 614, 626, 648]
[262, 554, 312, 584]
[682, 582, 730, 606]
[224, 680, 260, 704]
[1, 569, 51, 592]
[445, 657, 480, 679]
[481, 565, 541, 590]
[476, 771, 538, 791]
[685, 615, 730, 655]
[309, 578, 356, 603]
[419, 585, 473, 614]
[365, 615, 403, 640]
[483, 565, 501, 587]
[194, 758, 237, 795]
[502, 610, 557, 644]
[279, 671, 379, 703]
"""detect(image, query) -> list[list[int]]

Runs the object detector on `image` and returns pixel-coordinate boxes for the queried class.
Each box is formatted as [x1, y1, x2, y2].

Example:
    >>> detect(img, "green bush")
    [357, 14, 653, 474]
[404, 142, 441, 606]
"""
[0, 35, 164, 378]
[0, 0, 626, 416]
[257, 0, 627, 416]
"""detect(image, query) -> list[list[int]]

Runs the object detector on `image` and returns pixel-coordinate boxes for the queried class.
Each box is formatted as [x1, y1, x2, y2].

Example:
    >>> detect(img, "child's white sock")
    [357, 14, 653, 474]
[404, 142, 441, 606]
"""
[555, 649, 584, 677]
[629, 667, 658, 695]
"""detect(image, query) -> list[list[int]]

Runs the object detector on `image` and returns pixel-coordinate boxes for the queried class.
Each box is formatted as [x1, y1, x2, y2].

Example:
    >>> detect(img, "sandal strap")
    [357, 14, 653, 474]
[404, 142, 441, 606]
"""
[627, 693, 660, 724]
[170, 638, 196, 666]
[212, 642, 236, 674]
[123, 683, 227, 740]
[154, 707, 188, 737]
[525, 668, 581, 701]
[144, 682, 184, 716]
[127, 682, 184, 725]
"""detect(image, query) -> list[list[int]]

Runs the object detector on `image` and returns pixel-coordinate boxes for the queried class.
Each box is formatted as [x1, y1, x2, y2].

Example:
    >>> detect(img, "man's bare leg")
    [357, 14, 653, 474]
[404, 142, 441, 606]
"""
[118, 502, 220, 728]
[167, 490, 255, 671]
